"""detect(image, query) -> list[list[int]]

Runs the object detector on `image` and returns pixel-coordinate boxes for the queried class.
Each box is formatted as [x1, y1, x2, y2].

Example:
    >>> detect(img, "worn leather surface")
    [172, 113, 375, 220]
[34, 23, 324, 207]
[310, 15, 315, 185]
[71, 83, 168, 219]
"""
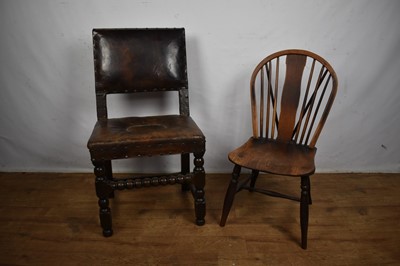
[88, 115, 205, 160]
[93, 28, 187, 93]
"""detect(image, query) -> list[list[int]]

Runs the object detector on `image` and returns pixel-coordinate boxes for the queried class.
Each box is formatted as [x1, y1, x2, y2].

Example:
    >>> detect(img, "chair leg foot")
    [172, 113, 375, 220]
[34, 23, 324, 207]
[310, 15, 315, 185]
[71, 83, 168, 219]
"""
[98, 197, 113, 237]
[300, 176, 310, 249]
[193, 152, 206, 226]
[103, 229, 113, 237]
[220, 164, 241, 227]
[195, 218, 205, 226]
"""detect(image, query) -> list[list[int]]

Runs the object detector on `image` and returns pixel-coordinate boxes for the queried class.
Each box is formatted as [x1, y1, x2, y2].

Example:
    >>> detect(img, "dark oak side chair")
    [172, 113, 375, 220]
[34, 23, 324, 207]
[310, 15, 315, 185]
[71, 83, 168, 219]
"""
[220, 49, 338, 249]
[87, 28, 206, 237]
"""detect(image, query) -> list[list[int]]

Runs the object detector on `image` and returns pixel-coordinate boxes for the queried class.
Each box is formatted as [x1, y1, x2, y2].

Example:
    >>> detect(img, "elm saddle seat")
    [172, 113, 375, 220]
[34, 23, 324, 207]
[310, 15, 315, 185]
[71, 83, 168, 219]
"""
[220, 49, 338, 249]
[87, 28, 206, 237]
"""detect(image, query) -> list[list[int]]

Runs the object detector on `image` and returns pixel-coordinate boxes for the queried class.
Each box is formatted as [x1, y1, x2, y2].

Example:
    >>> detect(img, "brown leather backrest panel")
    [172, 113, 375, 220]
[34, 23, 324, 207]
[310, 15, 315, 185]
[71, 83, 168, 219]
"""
[93, 28, 188, 94]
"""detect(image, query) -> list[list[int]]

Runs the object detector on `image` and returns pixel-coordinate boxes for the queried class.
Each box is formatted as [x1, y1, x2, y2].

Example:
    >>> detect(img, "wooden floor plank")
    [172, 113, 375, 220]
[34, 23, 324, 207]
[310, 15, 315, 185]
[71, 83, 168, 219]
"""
[0, 172, 399, 265]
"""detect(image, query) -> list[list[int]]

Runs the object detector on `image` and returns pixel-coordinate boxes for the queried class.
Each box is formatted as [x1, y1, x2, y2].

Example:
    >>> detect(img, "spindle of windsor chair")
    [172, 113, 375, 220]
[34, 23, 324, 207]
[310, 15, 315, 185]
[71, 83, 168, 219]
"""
[220, 49, 338, 249]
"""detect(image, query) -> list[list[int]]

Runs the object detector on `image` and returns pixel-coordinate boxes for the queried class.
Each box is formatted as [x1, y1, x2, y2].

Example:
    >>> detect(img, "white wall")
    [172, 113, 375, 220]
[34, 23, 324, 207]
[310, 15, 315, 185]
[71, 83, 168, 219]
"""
[1, 0, 399, 173]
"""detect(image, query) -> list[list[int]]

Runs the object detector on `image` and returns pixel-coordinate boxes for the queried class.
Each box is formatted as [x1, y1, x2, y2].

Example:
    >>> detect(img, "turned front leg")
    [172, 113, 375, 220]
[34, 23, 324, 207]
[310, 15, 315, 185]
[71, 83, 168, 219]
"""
[181, 153, 191, 192]
[300, 175, 310, 249]
[93, 160, 113, 237]
[193, 152, 205, 226]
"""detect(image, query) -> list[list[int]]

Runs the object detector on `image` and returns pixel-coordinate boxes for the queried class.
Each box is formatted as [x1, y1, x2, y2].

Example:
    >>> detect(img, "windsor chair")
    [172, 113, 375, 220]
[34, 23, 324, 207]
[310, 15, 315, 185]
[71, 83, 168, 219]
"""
[219, 49, 338, 249]
[87, 28, 206, 237]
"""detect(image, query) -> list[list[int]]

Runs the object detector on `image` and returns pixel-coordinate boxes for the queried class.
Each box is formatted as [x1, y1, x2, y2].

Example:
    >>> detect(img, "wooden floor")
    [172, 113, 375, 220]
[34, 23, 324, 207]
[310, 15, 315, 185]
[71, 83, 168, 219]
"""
[0, 172, 399, 265]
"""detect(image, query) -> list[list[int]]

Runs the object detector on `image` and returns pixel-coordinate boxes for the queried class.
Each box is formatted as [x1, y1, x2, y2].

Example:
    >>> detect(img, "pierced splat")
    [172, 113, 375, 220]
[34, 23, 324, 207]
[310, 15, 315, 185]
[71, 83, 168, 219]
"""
[277, 54, 307, 142]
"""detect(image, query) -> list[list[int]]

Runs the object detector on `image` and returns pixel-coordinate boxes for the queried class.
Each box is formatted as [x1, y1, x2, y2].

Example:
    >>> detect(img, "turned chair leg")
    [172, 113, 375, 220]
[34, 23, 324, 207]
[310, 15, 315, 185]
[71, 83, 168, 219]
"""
[249, 170, 260, 191]
[308, 177, 312, 205]
[220, 164, 241, 226]
[193, 152, 206, 226]
[300, 175, 311, 249]
[104, 160, 114, 199]
[181, 153, 191, 192]
[93, 160, 113, 237]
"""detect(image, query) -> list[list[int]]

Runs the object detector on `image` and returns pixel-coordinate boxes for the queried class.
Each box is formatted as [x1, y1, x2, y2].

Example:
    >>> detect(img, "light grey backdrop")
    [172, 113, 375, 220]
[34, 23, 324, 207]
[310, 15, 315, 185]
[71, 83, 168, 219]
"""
[1, 0, 399, 173]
